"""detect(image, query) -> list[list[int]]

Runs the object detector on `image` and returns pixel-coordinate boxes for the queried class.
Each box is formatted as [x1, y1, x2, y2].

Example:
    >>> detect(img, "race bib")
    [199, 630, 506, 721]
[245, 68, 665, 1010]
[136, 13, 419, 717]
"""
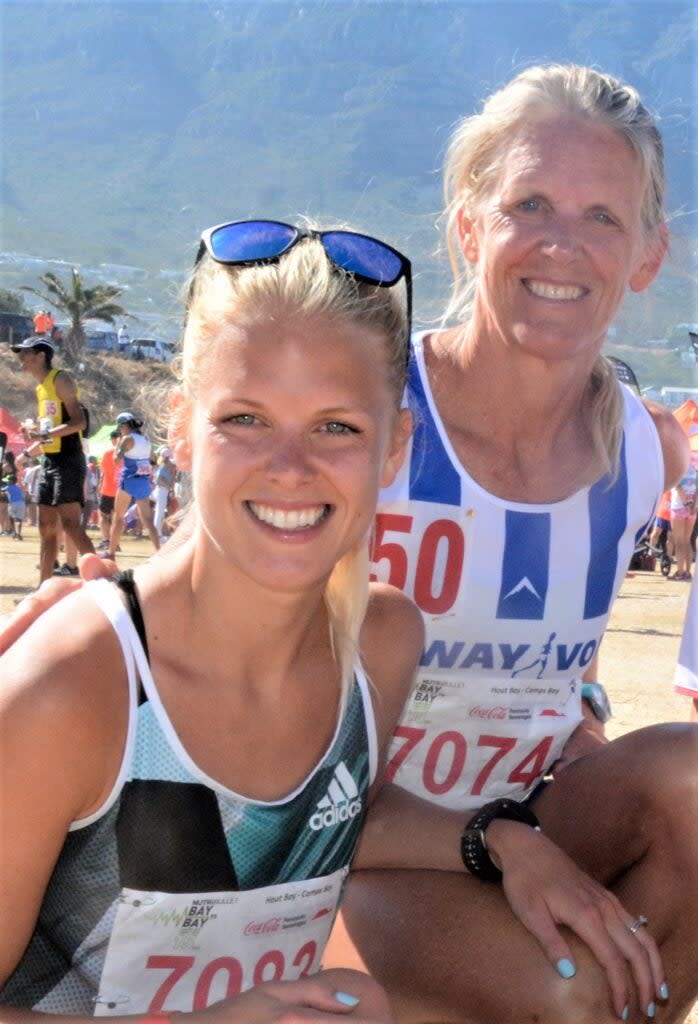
[370, 502, 473, 616]
[386, 672, 583, 810]
[372, 500, 584, 809]
[94, 869, 346, 1015]
[135, 460, 152, 477]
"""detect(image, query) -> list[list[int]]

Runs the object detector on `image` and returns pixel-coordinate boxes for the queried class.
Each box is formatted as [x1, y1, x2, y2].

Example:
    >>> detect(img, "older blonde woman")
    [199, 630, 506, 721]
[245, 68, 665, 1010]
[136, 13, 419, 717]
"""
[328, 65, 695, 1024]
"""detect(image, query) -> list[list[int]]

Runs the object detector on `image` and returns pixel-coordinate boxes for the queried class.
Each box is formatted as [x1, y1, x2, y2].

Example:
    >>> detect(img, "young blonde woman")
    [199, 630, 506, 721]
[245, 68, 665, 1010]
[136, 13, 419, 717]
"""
[0, 222, 422, 1022]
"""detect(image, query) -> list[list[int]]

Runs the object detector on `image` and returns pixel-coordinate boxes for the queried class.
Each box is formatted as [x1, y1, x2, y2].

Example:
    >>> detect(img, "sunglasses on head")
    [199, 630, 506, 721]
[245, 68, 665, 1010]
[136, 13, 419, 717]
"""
[195, 218, 412, 344]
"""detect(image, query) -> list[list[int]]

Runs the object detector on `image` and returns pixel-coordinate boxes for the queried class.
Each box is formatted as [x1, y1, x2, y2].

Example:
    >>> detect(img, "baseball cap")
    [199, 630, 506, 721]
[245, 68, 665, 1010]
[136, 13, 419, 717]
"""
[12, 335, 55, 353]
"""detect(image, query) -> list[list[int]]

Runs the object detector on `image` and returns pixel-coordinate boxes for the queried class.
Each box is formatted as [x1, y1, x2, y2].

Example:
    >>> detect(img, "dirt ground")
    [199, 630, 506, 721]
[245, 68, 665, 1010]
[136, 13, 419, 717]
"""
[4, 527, 691, 726]
[0, 527, 695, 1021]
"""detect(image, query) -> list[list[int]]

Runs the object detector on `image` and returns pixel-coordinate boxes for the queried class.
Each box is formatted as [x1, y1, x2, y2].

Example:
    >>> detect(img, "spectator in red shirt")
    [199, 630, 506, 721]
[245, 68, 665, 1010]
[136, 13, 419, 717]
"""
[32, 311, 54, 335]
[97, 430, 120, 549]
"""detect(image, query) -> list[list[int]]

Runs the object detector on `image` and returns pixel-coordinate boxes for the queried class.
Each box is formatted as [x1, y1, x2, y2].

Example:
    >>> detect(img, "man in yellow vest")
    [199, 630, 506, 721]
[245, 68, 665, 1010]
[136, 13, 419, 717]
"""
[13, 336, 95, 583]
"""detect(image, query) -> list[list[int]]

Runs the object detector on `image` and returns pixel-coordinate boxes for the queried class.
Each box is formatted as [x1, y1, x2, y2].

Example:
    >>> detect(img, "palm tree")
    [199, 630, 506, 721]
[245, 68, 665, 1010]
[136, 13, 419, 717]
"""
[23, 268, 129, 362]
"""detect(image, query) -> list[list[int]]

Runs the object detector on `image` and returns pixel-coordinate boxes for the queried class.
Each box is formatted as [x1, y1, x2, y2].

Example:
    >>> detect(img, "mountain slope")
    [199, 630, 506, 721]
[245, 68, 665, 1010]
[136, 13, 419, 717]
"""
[1, 0, 696, 337]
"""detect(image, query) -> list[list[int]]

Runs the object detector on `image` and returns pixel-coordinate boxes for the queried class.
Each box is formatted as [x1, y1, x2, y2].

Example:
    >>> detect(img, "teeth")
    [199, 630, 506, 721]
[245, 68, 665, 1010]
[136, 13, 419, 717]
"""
[248, 503, 327, 531]
[526, 280, 585, 300]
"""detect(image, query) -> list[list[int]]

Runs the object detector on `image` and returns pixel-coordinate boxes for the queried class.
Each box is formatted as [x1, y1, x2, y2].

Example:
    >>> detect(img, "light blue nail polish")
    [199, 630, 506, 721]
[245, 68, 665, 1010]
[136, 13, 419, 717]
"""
[659, 982, 669, 1001]
[621, 1005, 629, 1021]
[556, 957, 576, 979]
[335, 991, 361, 1007]
[647, 1002, 656, 1018]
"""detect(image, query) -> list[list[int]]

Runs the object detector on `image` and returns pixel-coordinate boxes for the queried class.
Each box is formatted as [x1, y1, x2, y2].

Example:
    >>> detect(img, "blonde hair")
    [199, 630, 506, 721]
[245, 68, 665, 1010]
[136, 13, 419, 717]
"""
[442, 64, 666, 479]
[173, 230, 409, 710]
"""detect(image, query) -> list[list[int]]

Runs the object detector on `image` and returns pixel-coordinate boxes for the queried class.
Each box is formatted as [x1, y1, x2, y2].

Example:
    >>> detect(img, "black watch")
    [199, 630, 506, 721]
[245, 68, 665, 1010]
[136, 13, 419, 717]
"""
[460, 798, 540, 883]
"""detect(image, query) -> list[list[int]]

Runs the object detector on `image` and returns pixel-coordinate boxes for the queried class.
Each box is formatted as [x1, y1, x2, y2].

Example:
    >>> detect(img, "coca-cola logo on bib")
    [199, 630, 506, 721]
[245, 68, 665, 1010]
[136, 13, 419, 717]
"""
[243, 917, 281, 936]
[468, 705, 507, 719]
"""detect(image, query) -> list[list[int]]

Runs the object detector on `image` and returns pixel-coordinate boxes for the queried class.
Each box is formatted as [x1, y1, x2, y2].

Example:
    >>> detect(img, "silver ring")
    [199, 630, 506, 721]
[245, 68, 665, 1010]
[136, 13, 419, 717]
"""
[629, 914, 648, 934]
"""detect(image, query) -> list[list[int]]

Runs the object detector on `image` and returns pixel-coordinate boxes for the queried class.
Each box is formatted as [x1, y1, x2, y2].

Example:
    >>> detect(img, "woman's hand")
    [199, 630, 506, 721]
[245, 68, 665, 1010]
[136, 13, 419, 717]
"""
[488, 820, 666, 1020]
[0, 554, 115, 655]
[193, 969, 393, 1023]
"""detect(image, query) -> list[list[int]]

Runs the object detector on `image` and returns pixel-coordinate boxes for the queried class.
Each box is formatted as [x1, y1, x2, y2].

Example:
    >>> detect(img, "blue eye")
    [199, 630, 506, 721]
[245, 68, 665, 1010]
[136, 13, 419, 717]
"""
[323, 421, 357, 435]
[226, 413, 257, 426]
[519, 198, 541, 212]
[593, 210, 615, 225]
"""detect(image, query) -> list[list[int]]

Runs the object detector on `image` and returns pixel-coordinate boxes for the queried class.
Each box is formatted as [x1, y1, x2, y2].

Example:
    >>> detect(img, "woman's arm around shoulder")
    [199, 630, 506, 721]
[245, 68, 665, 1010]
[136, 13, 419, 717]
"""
[642, 397, 689, 491]
[0, 588, 129, 989]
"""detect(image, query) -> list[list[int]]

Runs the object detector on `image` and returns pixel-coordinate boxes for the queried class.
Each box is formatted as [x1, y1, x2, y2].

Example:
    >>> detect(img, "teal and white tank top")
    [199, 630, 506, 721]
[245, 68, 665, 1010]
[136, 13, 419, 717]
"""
[2, 578, 378, 1015]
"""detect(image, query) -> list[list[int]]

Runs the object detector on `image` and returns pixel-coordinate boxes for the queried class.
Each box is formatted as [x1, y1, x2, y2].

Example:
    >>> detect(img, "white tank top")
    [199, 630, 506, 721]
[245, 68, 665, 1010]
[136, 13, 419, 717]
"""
[373, 333, 664, 810]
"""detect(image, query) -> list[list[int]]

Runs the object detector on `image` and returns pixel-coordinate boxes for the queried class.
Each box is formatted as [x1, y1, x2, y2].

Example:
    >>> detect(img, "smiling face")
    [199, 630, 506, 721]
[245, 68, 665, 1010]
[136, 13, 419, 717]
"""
[175, 312, 410, 596]
[459, 112, 665, 365]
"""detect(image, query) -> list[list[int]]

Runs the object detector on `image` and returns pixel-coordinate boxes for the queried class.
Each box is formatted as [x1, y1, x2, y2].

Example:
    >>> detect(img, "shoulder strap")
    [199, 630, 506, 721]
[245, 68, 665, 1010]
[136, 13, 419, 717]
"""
[112, 569, 150, 665]
[353, 665, 378, 784]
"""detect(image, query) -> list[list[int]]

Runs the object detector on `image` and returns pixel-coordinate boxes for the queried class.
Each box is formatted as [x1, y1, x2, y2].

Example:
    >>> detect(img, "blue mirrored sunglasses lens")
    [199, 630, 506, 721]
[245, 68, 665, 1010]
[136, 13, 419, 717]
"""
[322, 232, 403, 284]
[209, 221, 297, 262]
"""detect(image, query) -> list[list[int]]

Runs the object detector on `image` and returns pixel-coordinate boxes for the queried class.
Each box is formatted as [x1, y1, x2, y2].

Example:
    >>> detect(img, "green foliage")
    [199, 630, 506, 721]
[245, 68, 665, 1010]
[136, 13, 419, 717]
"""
[0, 288, 31, 315]
[22, 268, 129, 362]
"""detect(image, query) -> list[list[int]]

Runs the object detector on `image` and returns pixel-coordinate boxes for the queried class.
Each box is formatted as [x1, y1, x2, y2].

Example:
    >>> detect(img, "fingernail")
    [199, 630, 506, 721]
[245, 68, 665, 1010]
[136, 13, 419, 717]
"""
[647, 1002, 656, 1018]
[659, 982, 669, 1001]
[335, 992, 360, 1007]
[556, 957, 576, 979]
[621, 1006, 629, 1021]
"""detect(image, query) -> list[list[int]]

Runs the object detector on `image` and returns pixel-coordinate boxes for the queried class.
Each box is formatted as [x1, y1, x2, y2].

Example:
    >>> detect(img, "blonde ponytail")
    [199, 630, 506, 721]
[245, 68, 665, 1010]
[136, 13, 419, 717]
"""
[587, 355, 625, 481]
[324, 538, 371, 714]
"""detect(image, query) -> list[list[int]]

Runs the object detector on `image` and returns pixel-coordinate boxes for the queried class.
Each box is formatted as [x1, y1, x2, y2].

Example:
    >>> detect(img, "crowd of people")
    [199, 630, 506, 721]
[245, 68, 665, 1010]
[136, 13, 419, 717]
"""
[2, 334, 178, 583]
[0, 64, 696, 1024]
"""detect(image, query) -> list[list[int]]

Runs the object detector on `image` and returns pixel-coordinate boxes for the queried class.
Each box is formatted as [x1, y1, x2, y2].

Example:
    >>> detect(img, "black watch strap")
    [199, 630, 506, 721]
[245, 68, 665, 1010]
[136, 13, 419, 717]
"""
[460, 798, 540, 883]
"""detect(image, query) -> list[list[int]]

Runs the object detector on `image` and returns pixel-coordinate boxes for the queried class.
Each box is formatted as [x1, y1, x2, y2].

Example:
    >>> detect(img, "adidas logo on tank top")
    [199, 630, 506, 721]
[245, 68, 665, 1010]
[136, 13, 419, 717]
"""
[309, 762, 363, 831]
